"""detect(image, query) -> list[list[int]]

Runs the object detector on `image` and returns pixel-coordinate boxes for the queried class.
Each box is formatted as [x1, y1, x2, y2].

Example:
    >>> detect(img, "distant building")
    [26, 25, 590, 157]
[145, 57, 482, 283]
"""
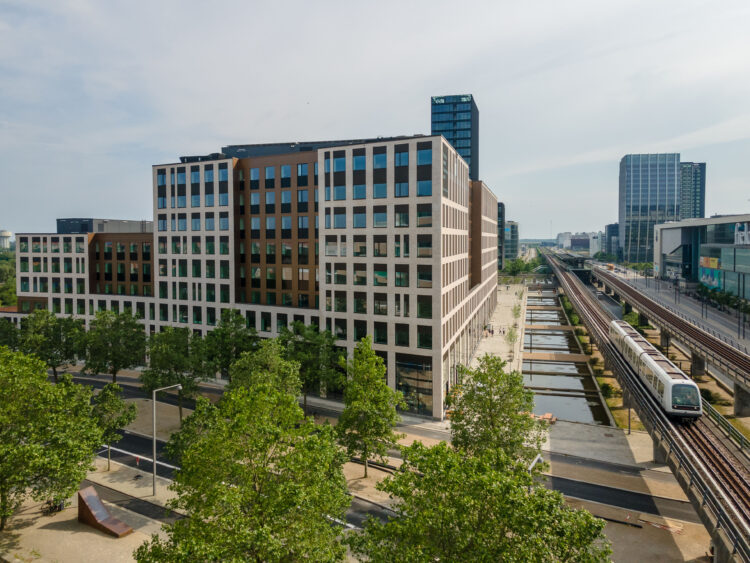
[504, 221, 519, 262]
[604, 223, 619, 257]
[0, 230, 11, 250]
[431, 94, 479, 180]
[680, 162, 706, 220]
[589, 232, 603, 256]
[619, 153, 681, 263]
[654, 214, 750, 299]
[56, 218, 152, 234]
[497, 202, 505, 270]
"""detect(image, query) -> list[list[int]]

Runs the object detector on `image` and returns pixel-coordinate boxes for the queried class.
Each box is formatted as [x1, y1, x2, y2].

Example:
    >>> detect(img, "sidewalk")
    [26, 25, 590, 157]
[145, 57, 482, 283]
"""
[470, 284, 526, 373]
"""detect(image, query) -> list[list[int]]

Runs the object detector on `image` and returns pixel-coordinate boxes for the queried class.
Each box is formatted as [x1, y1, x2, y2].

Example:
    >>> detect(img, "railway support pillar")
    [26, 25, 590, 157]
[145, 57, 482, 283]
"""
[689, 353, 705, 377]
[734, 383, 750, 417]
[652, 441, 667, 465]
[612, 292, 620, 303]
[622, 302, 632, 315]
[659, 332, 670, 350]
[637, 312, 648, 326]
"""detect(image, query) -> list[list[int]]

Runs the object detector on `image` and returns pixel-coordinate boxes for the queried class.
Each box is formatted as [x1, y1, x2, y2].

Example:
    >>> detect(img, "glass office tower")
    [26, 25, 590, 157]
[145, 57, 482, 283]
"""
[431, 94, 479, 180]
[497, 202, 505, 270]
[619, 153, 681, 263]
[680, 162, 706, 220]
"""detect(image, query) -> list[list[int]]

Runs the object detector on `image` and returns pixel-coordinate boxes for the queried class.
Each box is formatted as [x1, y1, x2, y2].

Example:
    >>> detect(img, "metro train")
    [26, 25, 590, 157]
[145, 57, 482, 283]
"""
[609, 320, 702, 422]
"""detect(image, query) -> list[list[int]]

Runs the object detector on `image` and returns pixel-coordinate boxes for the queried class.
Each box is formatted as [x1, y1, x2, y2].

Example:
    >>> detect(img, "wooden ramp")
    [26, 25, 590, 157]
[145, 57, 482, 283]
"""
[78, 485, 133, 538]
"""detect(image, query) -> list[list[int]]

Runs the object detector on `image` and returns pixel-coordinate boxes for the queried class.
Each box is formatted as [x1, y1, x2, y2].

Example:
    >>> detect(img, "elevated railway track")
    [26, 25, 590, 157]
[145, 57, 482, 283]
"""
[544, 251, 750, 562]
[592, 267, 750, 390]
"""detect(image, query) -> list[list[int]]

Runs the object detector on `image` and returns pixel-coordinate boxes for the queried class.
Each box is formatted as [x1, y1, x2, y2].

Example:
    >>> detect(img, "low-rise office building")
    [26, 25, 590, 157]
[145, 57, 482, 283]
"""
[9, 134, 497, 419]
[654, 214, 750, 299]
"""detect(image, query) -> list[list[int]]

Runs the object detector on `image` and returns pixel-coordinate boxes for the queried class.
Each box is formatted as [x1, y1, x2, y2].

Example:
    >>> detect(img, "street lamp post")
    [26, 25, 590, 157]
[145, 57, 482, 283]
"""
[152, 383, 182, 496]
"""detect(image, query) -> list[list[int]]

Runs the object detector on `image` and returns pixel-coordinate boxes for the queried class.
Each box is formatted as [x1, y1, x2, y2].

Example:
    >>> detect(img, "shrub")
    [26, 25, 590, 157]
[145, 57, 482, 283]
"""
[600, 383, 614, 399]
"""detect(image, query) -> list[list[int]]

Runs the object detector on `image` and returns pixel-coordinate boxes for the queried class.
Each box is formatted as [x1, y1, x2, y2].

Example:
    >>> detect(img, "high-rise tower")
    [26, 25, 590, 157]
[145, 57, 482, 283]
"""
[430, 94, 479, 180]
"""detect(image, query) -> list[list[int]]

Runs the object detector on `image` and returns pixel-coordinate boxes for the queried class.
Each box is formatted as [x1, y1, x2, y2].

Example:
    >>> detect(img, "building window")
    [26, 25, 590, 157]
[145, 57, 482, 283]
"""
[395, 324, 409, 347]
[373, 235, 387, 257]
[353, 235, 366, 257]
[249, 167, 259, 190]
[334, 208, 346, 229]
[374, 322, 387, 344]
[205, 213, 215, 231]
[334, 185, 346, 200]
[353, 207, 366, 228]
[373, 206, 387, 228]
[373, 264, 387, 286]
[395, 150, 408, 167]
[158, 214, 167, 231]
[373, 293, 387, 315]
[417, 295, 432, 318]
[281, 165, 291, 187]
[335, 291, 347, 312]
[177, 214, 187, 231]
[297, 163, 308, 186]
[417, 180, 432, 197]
[395, 182, 409, 197]
[354, 320, 367, 341]
[417, 204, 432, 227]
[334, 263, 347, 284]
[373, 151, 387, 169]
[373, 183, 387, 199]
[205, 183, 214, 206]
[417, 235, 432, 258]
[265, 166, 275, 189]
[219, 212, 229, 231]
[417, 147, 432, 165]
[353, 184, 366, 199]
[395, 205, 409, 228]
[353, 263, 367, 285]
[191, 213, 200, 231]
[417, 265, 432, 288]
[417, 326, 432, 349]
[334, 155, 346, 172]
[395, 264, 409, 287]
[353, 155, 366, 171]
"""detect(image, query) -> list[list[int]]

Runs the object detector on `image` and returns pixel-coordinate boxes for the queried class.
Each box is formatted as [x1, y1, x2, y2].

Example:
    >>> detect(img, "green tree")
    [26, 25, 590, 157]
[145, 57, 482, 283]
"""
[19, 310, 84, 382]
[83, 310, 146, 383]
[0, 318, 18, 350]
[0, 348, 102, 530]
[347, 441, 610, 562]
[337, 336, 405, 477]
[142, 328, 212, 422]
[278, 321, 342, 415]
[229, 338, 301, 395]
[447, 355, 544, 469]
[205, 309, 258, 381]
[135, 386, 350, 561]
[92, 383, 137, 470]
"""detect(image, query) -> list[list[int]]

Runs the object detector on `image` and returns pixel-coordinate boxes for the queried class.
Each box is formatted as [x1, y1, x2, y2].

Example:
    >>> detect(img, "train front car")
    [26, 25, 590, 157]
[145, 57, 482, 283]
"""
[665, 379, 702, 421]
[609, 320, 702, 423]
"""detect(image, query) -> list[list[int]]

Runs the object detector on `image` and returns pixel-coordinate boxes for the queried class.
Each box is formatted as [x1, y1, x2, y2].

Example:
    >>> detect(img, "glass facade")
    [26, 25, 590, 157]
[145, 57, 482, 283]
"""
[680, 162, 706, 220]
[619, 153, 680, 263]
[431, 94, 479, 180]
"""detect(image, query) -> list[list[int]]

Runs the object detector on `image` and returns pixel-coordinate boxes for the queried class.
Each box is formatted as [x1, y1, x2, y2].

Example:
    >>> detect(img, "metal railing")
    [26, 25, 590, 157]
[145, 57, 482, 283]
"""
[702, 400, 750, 458]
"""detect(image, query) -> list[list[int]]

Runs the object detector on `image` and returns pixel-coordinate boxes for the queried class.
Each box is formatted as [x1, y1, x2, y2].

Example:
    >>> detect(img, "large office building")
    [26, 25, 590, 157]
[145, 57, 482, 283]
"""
[504, 221, 519, 262]
[654, 214, 750, 299]
[619, 154, 707, 263]
[497, 202, 505, 270]
[619, 153, 682, 263]
[680, 162, 706, 220]
[431, 94, 479, 180]
[9, 133, 497, 419]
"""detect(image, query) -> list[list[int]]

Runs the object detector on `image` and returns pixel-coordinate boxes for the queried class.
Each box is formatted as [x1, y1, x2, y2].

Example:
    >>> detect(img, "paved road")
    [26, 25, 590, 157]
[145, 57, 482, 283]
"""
[105, 431, 697, 524]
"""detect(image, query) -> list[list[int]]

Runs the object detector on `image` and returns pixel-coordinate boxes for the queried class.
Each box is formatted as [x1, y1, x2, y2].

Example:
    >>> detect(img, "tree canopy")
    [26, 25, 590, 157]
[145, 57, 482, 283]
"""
[337, 336, 405, 477]
[135, 373, 350, 561]
[447, 354, 545, 470]
[92, 383, 137, 470]
[228, 338, 301, 396]
[84, 310, 146, 383]
[0, 348, 102, 530]
[19, 309, 84, 381]
[278, 321, 342, 415]
[347, 441, 610, 562]
[142, 327, 212, 422]
[204, 309, 258, 381]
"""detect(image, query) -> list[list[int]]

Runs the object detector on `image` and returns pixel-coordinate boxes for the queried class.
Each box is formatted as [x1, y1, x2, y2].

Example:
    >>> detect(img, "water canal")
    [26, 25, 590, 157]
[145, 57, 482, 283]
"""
[523, 290, 611, 425]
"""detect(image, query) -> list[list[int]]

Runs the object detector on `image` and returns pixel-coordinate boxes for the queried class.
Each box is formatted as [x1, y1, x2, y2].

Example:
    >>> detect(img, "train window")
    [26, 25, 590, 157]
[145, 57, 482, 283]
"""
[672, 385, 700, 407]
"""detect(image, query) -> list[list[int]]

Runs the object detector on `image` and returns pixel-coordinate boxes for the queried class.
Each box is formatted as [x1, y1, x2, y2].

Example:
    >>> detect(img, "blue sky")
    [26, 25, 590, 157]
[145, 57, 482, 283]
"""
[1, 0, 749, 238]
